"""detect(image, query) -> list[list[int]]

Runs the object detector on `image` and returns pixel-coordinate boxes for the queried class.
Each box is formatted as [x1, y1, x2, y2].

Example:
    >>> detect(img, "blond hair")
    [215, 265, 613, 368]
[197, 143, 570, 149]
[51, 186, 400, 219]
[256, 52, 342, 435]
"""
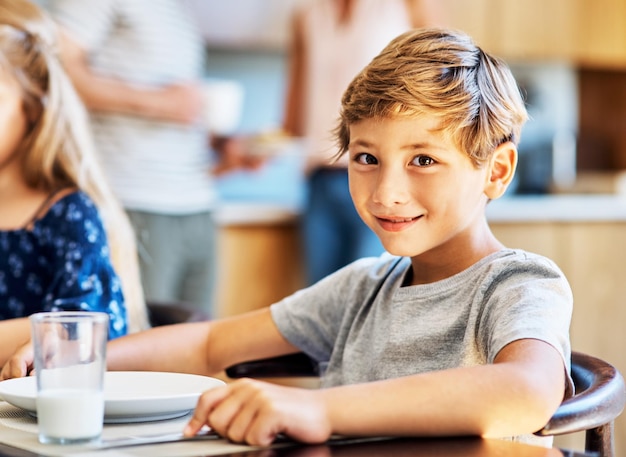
[336, 28, 528, 167]
[0, 0, 149, 332]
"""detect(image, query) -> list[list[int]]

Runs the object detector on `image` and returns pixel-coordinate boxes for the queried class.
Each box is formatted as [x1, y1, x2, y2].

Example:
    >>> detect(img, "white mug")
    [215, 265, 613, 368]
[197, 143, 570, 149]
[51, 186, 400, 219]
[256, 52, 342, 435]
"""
[201, 79, 244, 135]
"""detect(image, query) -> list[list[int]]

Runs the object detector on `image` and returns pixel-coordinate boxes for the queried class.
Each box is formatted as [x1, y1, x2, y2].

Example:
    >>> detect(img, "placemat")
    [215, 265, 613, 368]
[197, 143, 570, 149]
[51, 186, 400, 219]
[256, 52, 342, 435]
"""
[0, 401, 263, 456]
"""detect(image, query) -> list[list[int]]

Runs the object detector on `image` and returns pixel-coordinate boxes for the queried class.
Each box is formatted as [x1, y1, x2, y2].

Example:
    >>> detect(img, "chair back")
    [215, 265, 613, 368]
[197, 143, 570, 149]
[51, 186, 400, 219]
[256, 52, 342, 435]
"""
[146, 301, 210, 327]
[534, 351, 626, 457]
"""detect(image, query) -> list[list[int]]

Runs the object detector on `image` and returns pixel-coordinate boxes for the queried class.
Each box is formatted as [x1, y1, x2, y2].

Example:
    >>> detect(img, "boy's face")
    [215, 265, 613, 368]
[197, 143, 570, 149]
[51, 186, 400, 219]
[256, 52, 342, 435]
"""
[347, 115, 495, 261]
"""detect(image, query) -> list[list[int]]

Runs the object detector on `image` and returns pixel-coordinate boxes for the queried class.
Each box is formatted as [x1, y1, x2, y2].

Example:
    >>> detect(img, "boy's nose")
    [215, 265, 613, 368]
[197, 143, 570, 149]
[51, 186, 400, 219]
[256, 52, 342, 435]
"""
[372, 169, 410, 206]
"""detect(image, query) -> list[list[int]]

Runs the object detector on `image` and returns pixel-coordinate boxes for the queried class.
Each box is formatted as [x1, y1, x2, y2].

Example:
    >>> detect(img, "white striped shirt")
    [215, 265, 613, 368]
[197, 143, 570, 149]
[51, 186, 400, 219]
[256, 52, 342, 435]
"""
[48, 0, 216, 214]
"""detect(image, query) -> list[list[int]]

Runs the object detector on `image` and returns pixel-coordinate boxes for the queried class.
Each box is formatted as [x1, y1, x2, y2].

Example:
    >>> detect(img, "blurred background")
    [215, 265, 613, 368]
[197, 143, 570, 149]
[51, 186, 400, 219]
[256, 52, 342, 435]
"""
[31, 0, 626, 202]
[186, 0, 626, 201]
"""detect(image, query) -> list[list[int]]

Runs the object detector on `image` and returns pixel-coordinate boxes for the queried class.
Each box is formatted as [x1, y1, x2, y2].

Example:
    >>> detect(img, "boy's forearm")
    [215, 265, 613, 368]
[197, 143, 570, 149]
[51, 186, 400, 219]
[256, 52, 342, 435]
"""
[106, 308, 298, 376]
[320, 340, 565, 438]
[321, 365, 551, 438]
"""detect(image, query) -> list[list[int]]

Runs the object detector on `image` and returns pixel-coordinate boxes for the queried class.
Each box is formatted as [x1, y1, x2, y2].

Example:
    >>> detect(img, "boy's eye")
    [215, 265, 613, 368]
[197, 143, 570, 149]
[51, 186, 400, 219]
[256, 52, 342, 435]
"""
[354, 153, 378, 165]
[411, 155, 435, 167]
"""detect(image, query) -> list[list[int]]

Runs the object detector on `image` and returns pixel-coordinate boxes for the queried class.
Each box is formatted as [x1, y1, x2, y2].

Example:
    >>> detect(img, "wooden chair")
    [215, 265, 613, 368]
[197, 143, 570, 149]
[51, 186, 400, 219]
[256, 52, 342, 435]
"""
[535, 351, 625, 457]
[146, 301, 210, 327]
[226, 351, 626, 457]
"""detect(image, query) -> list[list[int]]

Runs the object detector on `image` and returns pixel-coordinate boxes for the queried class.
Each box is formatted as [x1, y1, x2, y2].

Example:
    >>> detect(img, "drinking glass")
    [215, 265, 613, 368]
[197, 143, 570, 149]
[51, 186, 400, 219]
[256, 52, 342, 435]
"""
[30, 311, 109, 444]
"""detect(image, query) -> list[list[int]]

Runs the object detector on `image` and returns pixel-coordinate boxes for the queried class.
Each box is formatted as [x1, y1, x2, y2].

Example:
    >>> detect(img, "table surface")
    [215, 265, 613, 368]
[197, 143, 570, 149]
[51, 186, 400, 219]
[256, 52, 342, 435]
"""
[0, 435, 595, 457]
[0, 396, 594, 457]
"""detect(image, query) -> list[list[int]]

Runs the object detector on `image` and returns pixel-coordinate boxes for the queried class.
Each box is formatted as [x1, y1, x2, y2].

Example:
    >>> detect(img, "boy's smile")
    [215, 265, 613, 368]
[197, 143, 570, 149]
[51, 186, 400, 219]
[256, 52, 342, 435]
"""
[376, 214, 422, 232]
[348, 116, 509, 283]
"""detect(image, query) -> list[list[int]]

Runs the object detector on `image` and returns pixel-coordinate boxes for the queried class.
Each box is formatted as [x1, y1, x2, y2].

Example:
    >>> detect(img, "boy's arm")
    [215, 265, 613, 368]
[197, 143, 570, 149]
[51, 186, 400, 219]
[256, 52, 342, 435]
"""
[1, 308, 296, 380]
[321, 338, 565, 438]
[107, 307, 299, 375]
[185, 338, 566, 445]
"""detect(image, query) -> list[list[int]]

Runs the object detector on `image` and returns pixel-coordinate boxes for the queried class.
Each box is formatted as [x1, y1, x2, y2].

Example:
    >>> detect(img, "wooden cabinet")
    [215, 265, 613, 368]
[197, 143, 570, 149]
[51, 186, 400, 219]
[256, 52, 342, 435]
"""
[572, 0, 626, 67]
[439, 0, 626, 67]
[490, 0, 577, 60]
[215, 219, 304, 318]
[435, 0, 494, 51]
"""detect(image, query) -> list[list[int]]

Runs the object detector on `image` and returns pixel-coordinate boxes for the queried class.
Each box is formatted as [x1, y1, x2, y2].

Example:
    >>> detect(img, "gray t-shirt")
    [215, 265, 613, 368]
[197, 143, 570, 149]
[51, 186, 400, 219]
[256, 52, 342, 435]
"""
[271, 249, 573, 443]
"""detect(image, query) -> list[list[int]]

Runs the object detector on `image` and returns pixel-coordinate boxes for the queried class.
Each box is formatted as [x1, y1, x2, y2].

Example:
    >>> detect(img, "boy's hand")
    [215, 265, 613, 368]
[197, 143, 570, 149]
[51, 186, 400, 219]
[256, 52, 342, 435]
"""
[0, 342, 34, 380]
[183, 378, 332, 446]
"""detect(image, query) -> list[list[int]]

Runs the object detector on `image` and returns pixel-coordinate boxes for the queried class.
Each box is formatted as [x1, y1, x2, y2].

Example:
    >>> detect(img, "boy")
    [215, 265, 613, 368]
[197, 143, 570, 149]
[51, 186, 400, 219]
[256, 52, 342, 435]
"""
[2, 28, 573, 448]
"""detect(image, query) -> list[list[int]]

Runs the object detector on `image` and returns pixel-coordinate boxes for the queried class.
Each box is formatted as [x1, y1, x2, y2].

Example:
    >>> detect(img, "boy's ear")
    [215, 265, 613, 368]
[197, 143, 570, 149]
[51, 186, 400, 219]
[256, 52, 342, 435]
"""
[484, 141, 517, 199]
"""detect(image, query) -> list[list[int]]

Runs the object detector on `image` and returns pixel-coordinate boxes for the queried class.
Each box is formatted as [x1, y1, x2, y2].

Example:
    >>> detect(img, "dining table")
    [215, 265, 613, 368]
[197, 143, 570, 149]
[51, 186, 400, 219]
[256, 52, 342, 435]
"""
[0, 397, 596, 457]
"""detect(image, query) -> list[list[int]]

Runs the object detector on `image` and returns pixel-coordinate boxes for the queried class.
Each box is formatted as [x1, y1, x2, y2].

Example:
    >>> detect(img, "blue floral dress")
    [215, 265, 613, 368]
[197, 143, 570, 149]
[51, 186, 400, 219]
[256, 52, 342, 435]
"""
[0, 191, 127, 338]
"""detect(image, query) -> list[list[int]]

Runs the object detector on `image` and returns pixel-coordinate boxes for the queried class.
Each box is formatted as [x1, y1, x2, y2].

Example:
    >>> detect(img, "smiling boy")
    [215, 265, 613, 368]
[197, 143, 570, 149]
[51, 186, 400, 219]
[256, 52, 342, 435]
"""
[2, 28, 573, 449]
[347, 115, 507, 279]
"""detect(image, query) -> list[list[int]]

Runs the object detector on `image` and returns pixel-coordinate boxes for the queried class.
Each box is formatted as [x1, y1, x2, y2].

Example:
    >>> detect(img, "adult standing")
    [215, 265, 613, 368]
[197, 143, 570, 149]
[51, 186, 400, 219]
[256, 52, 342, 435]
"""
[44, 0, 219, 315]
[284, 0, 441, 285]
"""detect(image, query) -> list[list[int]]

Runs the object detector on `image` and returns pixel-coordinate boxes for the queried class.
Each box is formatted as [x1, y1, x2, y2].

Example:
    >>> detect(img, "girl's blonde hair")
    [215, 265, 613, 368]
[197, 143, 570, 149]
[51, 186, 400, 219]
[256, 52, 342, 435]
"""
[0, 0, 149, 332]
[336, 28, 528, 167]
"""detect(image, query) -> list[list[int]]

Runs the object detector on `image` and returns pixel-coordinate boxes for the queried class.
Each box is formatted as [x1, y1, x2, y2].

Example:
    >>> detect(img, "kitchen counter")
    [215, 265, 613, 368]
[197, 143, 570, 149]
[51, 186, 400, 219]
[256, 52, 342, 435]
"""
[487, 194, 626, 222]
[215, 194, 626, 226]
[215, 202, 299, 226]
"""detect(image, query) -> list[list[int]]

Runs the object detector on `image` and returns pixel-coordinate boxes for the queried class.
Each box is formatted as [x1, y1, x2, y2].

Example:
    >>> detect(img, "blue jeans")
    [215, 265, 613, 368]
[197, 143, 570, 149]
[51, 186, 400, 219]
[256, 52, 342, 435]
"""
[302, 169, 384, 285]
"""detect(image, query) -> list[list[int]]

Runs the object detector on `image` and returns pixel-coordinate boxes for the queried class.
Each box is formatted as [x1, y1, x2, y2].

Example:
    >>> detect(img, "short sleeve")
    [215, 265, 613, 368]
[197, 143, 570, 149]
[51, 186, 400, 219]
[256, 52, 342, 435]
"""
[39, 193, 128, 339]
[479, 253, 573, 395]
[270, 271, 351, 362]
[270, 255, 403, 362]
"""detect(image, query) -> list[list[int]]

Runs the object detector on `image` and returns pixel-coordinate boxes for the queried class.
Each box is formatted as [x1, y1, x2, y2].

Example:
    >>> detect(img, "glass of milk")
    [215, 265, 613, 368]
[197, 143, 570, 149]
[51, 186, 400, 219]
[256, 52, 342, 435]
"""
[30, 312, 109, 444]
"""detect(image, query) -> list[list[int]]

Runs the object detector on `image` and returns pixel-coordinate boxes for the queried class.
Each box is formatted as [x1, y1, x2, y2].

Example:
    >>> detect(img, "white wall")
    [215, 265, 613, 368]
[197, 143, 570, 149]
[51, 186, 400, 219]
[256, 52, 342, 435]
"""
[183, 0, 307, 50]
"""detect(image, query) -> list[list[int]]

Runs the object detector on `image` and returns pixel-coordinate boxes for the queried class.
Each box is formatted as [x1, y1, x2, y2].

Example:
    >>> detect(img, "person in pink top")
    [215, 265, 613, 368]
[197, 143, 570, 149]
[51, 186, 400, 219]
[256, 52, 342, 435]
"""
[284, 0, 441, 284]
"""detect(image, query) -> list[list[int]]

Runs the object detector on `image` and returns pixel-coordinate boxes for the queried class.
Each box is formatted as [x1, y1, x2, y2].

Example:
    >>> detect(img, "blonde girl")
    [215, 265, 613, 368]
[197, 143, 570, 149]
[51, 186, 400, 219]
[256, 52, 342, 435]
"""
[0, 0, 148, 365]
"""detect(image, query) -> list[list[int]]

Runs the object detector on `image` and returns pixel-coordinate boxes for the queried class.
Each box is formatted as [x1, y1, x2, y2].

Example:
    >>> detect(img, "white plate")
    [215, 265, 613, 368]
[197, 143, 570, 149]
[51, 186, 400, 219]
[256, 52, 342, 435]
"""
[0, 371, 225, 423]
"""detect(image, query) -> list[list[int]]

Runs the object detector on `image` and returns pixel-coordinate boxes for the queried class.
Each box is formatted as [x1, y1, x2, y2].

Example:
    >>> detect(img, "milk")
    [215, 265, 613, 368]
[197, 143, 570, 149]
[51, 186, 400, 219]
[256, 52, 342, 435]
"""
[37, 388, 104, 443]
